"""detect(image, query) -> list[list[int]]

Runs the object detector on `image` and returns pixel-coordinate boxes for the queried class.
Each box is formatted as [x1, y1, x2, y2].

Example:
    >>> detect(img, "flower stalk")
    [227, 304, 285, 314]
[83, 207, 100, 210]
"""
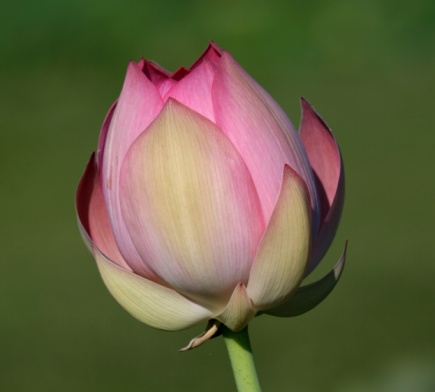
[223, 326, 262, 392]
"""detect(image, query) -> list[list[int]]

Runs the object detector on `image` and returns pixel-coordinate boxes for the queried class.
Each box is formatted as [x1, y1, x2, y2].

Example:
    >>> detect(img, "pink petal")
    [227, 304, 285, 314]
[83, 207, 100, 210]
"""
[189, 42, 222, 71]
[139, 59, 177, 97]
[213, 53, 320, 232]
[120, 99, 265, 307]
[164, 59, 217, 122]
[140, 58, 172, 82]
[300, 99, 345, 274]
[300, 98, 341, 216]
[102, 61, 163, 276]
[171, 67, 190, 80]
[247, 165, 311, 310]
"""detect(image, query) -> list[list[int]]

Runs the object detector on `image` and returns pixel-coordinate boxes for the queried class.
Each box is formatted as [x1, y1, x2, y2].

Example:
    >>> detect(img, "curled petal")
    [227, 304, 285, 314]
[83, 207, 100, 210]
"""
[300, 98, 345, 274]
[263, 242, 347, 317]
[120, 99, 264, 306]
[213, 53, 320, 233]
[247, 166, 311, 310]
[179, 320, 222, 352]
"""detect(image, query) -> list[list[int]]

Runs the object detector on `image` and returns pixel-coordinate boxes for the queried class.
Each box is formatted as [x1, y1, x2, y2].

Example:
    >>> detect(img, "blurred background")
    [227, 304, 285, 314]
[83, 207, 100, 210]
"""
[1, 0, 434, 391]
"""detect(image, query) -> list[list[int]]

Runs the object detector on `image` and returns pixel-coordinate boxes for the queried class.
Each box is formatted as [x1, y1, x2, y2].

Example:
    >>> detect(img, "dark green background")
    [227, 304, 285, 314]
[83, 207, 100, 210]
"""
[1, 0, 434, 391]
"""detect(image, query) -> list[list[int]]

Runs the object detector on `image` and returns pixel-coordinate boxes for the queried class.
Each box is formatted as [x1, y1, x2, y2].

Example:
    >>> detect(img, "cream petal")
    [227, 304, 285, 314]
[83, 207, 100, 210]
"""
[263, 242, 347, 317]
[120, 99, 264, 305]
[247, 165, 311, 310]
[80, 226, 214, 331]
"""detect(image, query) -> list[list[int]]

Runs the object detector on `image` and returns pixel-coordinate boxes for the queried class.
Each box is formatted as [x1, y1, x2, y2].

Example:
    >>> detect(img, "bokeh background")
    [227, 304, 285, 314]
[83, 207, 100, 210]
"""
[1, 0, 434, 391]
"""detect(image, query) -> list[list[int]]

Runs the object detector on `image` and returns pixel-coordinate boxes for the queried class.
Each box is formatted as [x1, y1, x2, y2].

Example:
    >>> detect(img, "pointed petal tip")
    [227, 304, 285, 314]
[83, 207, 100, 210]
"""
[300, 97, 333, 136]
[216, 284, 256, 332]
[126, 59, 140, 74]
[189, 42, 222, 71]
[282, 163, 309, 188]
[208, 40, 222, 51]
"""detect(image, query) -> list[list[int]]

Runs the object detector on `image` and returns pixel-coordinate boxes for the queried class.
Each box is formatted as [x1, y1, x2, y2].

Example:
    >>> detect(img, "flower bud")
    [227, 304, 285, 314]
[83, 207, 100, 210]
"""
[76, 42, 346, 349]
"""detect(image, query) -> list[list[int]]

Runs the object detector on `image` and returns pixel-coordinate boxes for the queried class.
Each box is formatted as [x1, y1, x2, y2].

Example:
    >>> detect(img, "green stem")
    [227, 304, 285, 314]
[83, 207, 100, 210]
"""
[223, 326, 262, 392]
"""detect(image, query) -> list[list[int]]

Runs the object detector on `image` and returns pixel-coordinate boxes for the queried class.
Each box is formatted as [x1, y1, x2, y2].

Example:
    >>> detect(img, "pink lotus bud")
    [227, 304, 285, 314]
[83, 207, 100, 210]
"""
[76, 42, 346, 348]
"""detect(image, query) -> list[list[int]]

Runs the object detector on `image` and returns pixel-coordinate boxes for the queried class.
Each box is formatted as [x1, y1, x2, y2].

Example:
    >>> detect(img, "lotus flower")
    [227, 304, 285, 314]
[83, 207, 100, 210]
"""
[76, 42, 346, 349]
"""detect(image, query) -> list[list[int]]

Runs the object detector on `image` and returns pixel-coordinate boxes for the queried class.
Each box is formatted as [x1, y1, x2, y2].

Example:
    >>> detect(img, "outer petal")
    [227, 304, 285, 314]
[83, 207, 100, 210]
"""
[102, 61, 163, 278]
[120, 99, 264, 306]
[79, 226, 214, 331]
[300, 99, 345, 274]
[213, 53, 320, 234]
[263, 242, 347, 317]
[76, 154, 130, 270]
[247, 165, 311, 310]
